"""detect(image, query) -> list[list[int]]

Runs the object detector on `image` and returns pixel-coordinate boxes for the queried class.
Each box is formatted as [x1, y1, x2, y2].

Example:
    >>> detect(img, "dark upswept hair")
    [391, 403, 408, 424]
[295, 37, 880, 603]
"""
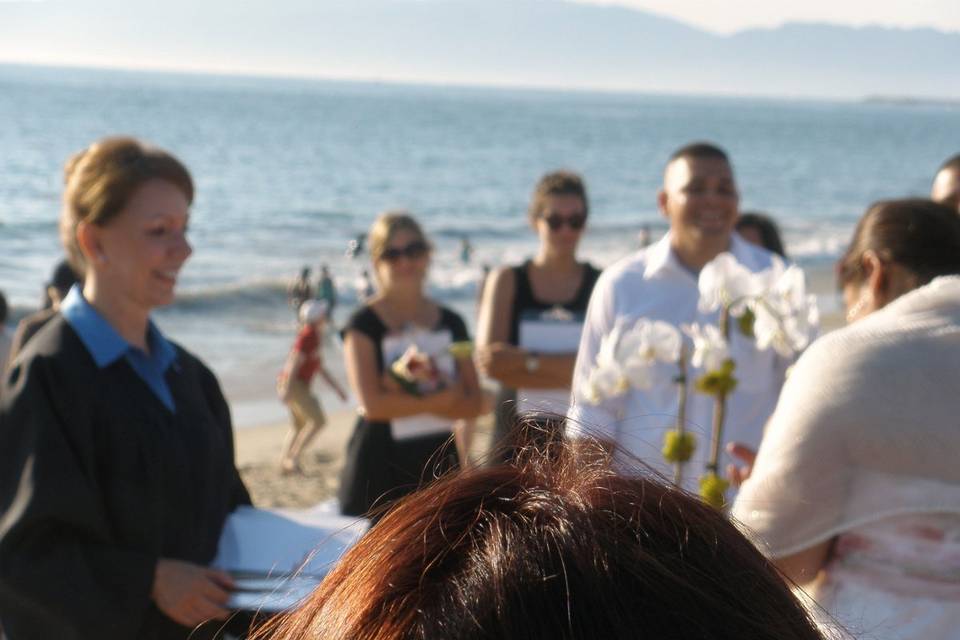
[60, 136, 194, 276]
[527, 170, 589, 222]
[667, 141, 731, 168]
[736, 211, 787, 257]
[837, 198, 960, 288]
[255, 436, 825, 640]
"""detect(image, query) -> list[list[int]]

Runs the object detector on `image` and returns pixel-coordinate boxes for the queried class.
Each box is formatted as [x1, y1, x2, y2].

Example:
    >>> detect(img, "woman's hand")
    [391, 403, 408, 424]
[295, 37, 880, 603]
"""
[475, 343, 525, 378]
[152, 558, 234, 628]
[725, 442, 757, 487]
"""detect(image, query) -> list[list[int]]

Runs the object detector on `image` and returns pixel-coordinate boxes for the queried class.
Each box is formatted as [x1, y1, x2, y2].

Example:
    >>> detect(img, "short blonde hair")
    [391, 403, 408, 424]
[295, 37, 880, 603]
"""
[367, 210, 431, 261]
[60, 136, 194, 275]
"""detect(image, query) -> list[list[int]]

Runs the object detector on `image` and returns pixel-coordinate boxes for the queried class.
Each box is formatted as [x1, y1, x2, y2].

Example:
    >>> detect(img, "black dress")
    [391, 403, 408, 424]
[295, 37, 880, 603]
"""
[0, 317, 251, 640]
[492, 261, 601, 457]
[338, 305, 466, 518]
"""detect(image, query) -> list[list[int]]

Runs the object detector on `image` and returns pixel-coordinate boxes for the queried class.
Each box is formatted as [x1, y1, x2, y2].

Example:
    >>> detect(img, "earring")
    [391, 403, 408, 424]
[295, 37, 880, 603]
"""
[845, 293, 870, 323]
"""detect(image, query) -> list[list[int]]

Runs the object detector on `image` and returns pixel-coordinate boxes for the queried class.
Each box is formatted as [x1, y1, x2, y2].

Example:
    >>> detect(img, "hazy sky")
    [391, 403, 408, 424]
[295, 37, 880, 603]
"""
[576, 0, 960, 33]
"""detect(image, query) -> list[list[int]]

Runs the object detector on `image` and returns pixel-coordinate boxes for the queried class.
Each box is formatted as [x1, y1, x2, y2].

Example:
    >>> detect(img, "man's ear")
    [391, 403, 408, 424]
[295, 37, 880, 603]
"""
[657, 189, 669, 219]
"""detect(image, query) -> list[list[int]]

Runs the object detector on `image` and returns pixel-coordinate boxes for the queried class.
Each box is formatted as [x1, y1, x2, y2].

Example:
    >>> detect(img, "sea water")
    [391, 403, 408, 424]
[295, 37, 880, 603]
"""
[1, 64, 957, 425]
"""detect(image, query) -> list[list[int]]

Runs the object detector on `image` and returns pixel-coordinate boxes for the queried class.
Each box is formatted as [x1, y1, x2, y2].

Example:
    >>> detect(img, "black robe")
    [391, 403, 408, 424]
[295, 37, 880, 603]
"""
[0, 316, 251, 640]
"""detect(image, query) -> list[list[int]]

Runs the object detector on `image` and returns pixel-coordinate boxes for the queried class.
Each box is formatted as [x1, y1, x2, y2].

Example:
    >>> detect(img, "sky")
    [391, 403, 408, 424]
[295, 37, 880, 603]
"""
[575, 0, 960, 34]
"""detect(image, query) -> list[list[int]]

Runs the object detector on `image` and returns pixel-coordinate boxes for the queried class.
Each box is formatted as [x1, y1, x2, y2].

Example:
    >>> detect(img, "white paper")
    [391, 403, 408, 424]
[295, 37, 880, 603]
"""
[382, 327, 457, 440]
[213, 503, 369, 612]
[516, 316, 583, 415]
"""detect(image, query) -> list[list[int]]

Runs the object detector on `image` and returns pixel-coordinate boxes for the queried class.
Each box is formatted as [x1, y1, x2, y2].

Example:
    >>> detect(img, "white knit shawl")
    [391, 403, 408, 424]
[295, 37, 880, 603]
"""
[732, 276, 960, 557]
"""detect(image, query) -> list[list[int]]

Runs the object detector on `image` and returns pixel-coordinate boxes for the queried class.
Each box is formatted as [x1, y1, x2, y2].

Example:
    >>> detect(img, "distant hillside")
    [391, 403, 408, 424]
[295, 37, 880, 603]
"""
[1, 0, 957, 98]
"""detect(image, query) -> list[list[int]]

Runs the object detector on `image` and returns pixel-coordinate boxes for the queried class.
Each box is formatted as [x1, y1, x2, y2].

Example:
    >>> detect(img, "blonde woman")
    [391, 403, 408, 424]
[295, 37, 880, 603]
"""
[0, 137, 250, 638]
[338, 212, 482, 518]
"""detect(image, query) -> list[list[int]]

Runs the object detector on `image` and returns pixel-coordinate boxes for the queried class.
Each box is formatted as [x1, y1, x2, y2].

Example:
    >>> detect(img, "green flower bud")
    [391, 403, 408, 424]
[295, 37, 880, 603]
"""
[699, 473, 730, 509]
[662, 430, 696, 463]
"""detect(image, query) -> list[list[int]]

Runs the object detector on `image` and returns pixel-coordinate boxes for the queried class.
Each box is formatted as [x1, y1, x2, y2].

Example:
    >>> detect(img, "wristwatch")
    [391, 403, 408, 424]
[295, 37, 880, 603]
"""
[524, 352, 540, 373]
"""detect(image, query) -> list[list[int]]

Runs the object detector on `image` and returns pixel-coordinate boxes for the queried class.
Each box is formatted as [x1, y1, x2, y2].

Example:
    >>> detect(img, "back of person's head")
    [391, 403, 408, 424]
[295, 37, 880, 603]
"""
[0, 291, 7, 325]
[60, 136, 194, 277]
[736, 211, 787, 257]
[258, 436, 824, 640]
[367, 210, 430, 261]
[837, 198, 960, 288]
[936, 153, 960, 177]
[528, 170, 589, 222]
[43, 259, 81, 309]
[932, 153, 960, 211]
[666, 141, 731, 170]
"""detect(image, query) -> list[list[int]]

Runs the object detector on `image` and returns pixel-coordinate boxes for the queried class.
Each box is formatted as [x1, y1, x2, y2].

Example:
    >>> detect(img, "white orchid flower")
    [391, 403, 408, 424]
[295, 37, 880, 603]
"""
[583, 361, 628, 405]
[697, 253, 763, 317]
[752, 265, 820, 357]
[683, 323, 730, 372]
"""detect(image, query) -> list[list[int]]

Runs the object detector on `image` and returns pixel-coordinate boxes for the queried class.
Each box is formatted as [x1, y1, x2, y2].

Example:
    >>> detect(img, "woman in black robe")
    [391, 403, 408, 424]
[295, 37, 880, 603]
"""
[0, 137, 250, 639]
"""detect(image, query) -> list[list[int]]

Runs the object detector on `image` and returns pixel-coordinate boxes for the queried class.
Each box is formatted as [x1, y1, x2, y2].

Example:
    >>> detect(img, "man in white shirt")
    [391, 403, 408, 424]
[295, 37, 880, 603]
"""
[567, 143, 786, 493]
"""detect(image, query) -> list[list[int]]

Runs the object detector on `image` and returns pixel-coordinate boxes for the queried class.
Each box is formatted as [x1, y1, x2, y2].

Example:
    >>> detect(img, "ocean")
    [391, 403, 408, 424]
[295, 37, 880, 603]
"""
[1, 64, 957, 425]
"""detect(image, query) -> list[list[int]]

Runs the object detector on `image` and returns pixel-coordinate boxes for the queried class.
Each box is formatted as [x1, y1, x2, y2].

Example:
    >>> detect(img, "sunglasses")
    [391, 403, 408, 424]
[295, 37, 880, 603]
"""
[379, 240, 429, 262]
[540, 214, 586, 231]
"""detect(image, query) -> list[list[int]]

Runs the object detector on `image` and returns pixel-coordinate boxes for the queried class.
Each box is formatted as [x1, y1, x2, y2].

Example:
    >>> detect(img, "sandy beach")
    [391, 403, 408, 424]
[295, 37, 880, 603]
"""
[234, 410, 354, 508]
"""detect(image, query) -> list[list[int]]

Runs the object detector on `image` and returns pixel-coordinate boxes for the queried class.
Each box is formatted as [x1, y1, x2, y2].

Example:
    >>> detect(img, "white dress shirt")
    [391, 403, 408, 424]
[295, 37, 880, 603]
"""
[567, 232, 788, 492]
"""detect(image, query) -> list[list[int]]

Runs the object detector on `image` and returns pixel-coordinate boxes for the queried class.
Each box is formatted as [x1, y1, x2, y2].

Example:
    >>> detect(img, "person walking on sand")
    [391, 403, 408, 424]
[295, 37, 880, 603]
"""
[316, 264, 337, 319]
[277, 300, 347, 474]
[288, 266, 313, 312]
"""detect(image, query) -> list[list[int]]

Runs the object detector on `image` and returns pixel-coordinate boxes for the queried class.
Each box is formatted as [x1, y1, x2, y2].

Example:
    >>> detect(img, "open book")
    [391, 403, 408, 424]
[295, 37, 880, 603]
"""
[212, 503, 369, 612]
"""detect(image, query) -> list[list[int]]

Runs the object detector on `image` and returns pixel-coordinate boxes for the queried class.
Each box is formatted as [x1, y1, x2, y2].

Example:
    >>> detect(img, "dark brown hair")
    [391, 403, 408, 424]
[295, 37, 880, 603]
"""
[736, 211, 787, 257]
[60, 136, 194, 275]
[528, 170, 589, 222]
[256, 436, 824, 640]
[837, 198, 960, 288]
[667, 141, 731, 167]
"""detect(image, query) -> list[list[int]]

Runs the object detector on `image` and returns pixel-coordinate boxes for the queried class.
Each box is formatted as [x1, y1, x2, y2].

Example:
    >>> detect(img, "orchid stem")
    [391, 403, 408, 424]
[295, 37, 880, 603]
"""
[673, 345, 688, 486]
[707, 306, 730, 476]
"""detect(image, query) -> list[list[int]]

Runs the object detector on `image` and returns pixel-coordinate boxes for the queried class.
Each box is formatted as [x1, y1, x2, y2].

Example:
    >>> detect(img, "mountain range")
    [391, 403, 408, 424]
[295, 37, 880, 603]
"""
[1, 0, 957, 98]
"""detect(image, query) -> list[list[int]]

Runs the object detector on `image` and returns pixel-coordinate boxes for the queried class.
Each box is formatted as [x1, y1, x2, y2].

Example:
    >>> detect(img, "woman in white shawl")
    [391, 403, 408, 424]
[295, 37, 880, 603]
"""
[731, 199, 960, 639]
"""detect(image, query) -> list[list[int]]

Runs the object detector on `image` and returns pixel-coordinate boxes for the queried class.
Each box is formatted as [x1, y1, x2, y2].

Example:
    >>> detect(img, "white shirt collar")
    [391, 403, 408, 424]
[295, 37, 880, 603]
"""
[643, 230, 759, 279]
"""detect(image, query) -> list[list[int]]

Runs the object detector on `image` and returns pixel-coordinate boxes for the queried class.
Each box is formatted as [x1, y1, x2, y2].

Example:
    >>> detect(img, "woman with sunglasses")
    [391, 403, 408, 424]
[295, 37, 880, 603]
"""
[476, 171, 600, 459]
[338, 211, 483, 518]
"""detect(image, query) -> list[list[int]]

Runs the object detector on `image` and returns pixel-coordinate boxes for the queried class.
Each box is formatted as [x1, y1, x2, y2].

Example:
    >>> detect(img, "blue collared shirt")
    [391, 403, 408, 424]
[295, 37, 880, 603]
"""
[61, 285, 178, 412]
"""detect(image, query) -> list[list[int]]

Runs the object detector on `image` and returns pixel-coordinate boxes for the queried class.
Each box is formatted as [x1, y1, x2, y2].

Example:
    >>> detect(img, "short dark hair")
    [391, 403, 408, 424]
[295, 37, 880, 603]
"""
[257, 436, 825, 640]
[667, 141, 730, 167]
[0, 291, 7, 325]
[838, 198, 960, 288]
[49, 260, 80, 298]
[528, 170, 589, 222]
[736, 212, 787, 257]
[937, 153, 960, 176]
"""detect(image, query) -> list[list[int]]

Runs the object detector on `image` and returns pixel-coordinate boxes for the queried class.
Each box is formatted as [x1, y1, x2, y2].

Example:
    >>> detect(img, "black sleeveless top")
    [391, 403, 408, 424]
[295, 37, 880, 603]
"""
[507, 260, 601, 346]
[338, 303, 467, 517]
[492, 261, 601, 452]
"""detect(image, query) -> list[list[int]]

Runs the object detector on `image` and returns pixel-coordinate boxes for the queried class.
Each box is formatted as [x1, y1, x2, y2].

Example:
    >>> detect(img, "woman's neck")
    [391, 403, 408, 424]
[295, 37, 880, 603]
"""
[377, 287, 430, 326]
[534, 246, 579, 272]
[82, 279, 151, 352]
